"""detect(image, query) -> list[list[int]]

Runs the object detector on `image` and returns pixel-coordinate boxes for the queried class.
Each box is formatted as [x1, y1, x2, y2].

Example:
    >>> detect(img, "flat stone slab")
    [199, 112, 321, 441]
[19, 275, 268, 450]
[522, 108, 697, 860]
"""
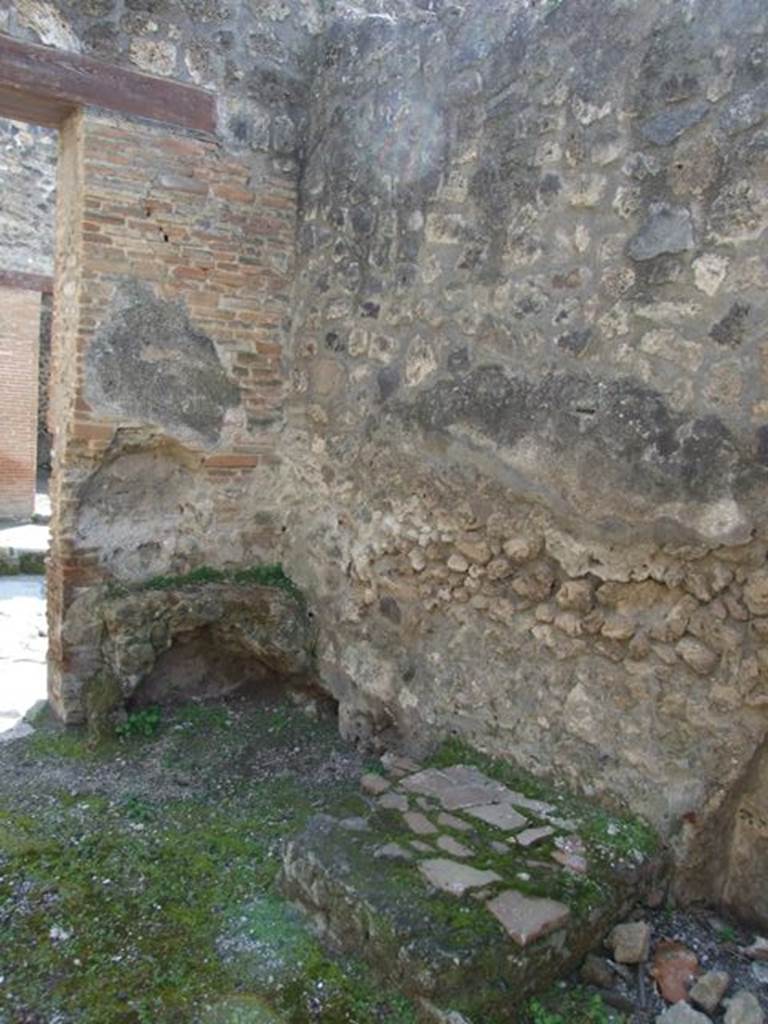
[466, 803, 527, 831]
[403, 811, 438, 835]
[419, 859, 501, 896]
[378, 791, 409, 812]
[401, 765, 512, 812]
[515, 827, 555, 848]
[436, 835, 474, 858]
[437, 811, 473, 832]
[486, 890, 570, 946]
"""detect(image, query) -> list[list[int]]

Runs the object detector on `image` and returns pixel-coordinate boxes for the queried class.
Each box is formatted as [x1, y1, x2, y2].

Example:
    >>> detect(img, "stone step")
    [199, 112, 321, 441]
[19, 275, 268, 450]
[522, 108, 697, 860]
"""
[280, 757, 664, 1022]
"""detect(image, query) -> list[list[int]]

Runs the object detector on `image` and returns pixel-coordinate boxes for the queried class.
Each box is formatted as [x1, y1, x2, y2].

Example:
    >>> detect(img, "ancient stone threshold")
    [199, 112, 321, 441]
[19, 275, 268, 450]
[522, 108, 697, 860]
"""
[281, 753, 664, 1023]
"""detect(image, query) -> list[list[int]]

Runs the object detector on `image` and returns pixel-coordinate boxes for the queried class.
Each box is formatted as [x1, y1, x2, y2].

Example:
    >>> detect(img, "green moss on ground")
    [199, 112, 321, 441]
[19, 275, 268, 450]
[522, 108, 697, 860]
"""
[0, 700, 417, 1024]
[523, 984, 625, 1024]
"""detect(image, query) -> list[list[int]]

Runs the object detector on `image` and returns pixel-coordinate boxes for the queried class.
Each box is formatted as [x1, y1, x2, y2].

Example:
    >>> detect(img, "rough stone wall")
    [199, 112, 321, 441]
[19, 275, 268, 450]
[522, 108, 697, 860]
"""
[2, 0, 768, 919]
[0, 286, 41, 517]
[0, 118, 56, 274]
[279, 0, 768, 912]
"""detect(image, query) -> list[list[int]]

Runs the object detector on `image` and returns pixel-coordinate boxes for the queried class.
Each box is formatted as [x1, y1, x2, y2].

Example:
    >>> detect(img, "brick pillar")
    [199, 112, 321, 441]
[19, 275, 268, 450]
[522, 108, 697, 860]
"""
[0, 285, 41, 519]
[47, 108, 295, 722]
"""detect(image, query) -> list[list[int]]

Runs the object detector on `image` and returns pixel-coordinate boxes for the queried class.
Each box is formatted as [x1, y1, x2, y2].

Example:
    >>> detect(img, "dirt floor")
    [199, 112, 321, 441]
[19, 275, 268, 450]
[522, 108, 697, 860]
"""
[0, 696, 765, 1024]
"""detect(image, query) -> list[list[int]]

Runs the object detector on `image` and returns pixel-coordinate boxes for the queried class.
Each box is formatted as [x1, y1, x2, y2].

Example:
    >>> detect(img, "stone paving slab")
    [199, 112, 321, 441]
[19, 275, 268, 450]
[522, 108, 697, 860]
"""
[0, 575, 47, 736]
[281, 756, 663, 1021]
[486, 890, 570, 946]
[419, 858, 501, 895]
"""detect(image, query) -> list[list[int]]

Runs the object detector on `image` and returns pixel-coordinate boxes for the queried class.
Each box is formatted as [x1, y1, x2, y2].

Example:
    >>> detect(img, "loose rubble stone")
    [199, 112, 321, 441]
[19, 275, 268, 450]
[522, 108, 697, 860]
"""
[656, 1003, 712, 1024]
[609, 920, 652, 964]
[581, 954, 616, 989]
[419, 859, 501, 896]
[375, 843, 413, 862]
[744, 937, 768, 962]
[361, 772, 391, 796]
[552, 850, 588, 874]
[486, 890, 570, 946]
[652, 941, 699, 1004]
[689, 971, 731, 1014]
[724, 992, 765, 1024]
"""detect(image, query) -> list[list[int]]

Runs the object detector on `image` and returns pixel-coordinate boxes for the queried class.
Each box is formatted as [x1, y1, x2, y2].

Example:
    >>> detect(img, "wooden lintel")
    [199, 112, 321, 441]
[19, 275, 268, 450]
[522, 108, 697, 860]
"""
[0, 33, 217, 134]
[0, 269, 54, 293]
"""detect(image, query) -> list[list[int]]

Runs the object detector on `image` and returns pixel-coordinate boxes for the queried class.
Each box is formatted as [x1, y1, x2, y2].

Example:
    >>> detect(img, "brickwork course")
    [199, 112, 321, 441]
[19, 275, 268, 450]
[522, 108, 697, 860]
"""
[0, 285, 40, 518]
[0, 0, 767, 929]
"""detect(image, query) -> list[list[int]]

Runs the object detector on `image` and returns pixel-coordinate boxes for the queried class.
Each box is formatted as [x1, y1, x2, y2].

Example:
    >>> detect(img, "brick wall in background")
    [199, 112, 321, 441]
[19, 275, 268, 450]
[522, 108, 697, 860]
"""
[0, 285, 41, 519]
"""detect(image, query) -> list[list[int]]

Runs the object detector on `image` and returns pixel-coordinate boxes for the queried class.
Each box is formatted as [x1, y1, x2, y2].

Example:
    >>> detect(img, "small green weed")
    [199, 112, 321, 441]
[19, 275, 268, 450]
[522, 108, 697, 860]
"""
[116, 706, 162, 739]
[120, 794, 156, 822]
[718, 924, 737, 943]
[527, 988, 623, 1024]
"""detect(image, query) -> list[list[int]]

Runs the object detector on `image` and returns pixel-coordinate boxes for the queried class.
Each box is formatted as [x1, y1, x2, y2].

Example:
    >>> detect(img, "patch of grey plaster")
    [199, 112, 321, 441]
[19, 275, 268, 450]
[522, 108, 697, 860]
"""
[84, 281, 240, 448]
[395, 366, 764, 543]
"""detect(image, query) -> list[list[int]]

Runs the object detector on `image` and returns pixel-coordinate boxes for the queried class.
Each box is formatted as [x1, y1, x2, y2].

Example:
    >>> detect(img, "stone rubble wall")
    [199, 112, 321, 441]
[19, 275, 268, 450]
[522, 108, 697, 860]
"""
[277, 0, 768, 915]
[0, 0, 322, 158]
[0, 0, 766, 921]
[0, 118, 56, 275]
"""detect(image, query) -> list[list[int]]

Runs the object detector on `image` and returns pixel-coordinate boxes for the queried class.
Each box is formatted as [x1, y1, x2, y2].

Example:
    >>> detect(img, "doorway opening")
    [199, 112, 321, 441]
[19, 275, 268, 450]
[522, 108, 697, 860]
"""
[0, 115, 57, 737]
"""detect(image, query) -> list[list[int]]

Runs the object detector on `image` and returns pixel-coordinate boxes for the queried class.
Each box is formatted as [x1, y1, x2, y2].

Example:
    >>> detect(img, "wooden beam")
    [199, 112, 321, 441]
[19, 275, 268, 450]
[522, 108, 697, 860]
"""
[0, 33, 217, 134]
[0, 269, 54, 293]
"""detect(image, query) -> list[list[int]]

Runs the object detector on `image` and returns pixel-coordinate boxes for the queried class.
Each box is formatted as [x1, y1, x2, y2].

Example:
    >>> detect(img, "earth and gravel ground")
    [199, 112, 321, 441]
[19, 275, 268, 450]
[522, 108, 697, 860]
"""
[0, 574, 766, 1024]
